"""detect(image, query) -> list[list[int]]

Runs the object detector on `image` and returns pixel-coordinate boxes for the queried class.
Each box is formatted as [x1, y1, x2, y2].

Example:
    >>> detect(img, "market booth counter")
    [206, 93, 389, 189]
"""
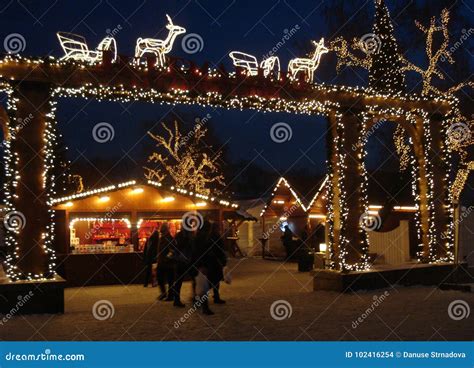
[52, 180, 239, 287]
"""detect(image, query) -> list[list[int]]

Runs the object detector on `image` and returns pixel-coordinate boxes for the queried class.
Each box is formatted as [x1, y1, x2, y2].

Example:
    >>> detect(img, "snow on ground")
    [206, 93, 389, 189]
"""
[1, 258, 473, 341]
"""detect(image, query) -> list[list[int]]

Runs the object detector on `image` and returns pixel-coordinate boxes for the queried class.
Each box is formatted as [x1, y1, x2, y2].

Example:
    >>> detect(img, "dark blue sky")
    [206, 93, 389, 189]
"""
[0, 0, 472, 195]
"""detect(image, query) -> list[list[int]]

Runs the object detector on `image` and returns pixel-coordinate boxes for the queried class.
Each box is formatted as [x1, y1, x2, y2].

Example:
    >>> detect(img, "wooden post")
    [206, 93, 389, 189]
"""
[327, 110, 368, 270]
[427, 112, 451, 260]
[9, 82, 52, 276]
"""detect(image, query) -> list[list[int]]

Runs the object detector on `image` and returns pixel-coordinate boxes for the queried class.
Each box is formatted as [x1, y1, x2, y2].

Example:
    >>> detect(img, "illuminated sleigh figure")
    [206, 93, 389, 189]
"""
[57, 32, 117, 63]
[134, 15, 186, 67]
[288, 38, 328, 83]
[229, 52, 280, 78]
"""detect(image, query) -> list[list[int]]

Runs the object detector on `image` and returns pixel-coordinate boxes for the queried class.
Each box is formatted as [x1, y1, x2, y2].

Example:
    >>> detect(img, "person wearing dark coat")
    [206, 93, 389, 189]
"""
[143, 229, 159, 287]
[193, 220, 214, 315]
[207, 222, 227, 304]
[156, 222, 176, 301]
[170, 228, 194, 307]
[281, 225, 294, 260]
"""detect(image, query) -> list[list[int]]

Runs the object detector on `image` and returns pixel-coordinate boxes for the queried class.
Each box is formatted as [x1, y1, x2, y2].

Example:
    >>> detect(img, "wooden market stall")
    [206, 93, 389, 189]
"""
[52, 179, 238, 286]
[259, 177, 310, 259]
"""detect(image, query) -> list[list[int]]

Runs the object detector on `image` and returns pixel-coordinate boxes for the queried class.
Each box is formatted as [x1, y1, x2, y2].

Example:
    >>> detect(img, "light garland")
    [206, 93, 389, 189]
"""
[50, 180, 137, 205]
[51, 179, 238, 208]
[69, 218, 132, 232]
[259, 177, 313, 217]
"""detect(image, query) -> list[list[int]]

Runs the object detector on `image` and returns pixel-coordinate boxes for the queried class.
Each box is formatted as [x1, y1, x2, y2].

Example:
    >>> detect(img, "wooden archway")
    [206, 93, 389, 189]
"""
[0, 56, 454, 279]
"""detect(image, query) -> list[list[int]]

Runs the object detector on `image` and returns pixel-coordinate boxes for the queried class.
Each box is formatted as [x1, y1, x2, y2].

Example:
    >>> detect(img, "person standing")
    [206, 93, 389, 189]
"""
[281, 225, 294, 260]
[143, 229, 159, 287]
[156, 222, 176, 301]
[208, 222, 227, 304]
[193, 220, 214, 315]
[171, 228, 194, 307]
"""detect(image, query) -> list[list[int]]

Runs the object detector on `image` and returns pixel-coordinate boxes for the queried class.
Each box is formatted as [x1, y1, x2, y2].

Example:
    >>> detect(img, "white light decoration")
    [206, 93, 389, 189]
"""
[260, 56, 280, 79]
[161, 196, 175, 203]
[57, 32, 117, 64]
[259, 177, 310, 217]
[229, 52, 280, 79]
[134, 14, 186, 67]
[50, 180, 136, 205]
[49, 178, 239, 209]
[229, 51, 258, 76]
[288, 38, 328, 83]
[69, 217, 132, 229]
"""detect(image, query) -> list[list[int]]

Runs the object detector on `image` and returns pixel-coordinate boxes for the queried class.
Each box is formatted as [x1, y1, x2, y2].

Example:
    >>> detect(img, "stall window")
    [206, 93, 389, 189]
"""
[69, 218, 133, 254]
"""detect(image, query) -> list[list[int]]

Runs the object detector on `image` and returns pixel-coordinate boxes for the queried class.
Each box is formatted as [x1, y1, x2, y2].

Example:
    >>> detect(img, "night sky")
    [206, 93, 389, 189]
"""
[0, 0, 472, 199]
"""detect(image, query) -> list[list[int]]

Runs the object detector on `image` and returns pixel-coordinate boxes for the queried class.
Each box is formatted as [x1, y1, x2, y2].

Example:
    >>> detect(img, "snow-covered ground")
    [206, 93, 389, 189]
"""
[1, 258, 472, 341]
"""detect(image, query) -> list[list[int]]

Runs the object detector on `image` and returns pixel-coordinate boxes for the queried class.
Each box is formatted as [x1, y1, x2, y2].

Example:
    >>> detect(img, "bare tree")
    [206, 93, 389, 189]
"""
[144, 121, 225, 195]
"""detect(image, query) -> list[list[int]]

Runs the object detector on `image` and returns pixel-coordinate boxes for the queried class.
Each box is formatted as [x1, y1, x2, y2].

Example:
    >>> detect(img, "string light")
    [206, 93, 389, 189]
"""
[51, 179, 239, 208]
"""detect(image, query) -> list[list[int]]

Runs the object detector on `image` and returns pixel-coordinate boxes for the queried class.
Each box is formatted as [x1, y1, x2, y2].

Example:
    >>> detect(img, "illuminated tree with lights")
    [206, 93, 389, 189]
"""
[331, 0, 411, 171]
[369, 0, 406, 94]
[399, 9, 473, 197]
[144, 120, 225, 195]
[369, 0, 411, 171]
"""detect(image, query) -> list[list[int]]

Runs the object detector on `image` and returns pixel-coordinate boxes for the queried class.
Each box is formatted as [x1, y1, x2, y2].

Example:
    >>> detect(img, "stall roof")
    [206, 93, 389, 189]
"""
[259, 177, 310, 218]
[262, 173, 417, 218]
[50, 179, 239, 209]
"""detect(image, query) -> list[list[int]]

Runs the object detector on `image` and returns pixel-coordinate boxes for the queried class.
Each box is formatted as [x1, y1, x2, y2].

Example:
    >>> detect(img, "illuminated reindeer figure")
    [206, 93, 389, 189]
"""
[134, 14, 186, 66]
[288, 38, 328, 83]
